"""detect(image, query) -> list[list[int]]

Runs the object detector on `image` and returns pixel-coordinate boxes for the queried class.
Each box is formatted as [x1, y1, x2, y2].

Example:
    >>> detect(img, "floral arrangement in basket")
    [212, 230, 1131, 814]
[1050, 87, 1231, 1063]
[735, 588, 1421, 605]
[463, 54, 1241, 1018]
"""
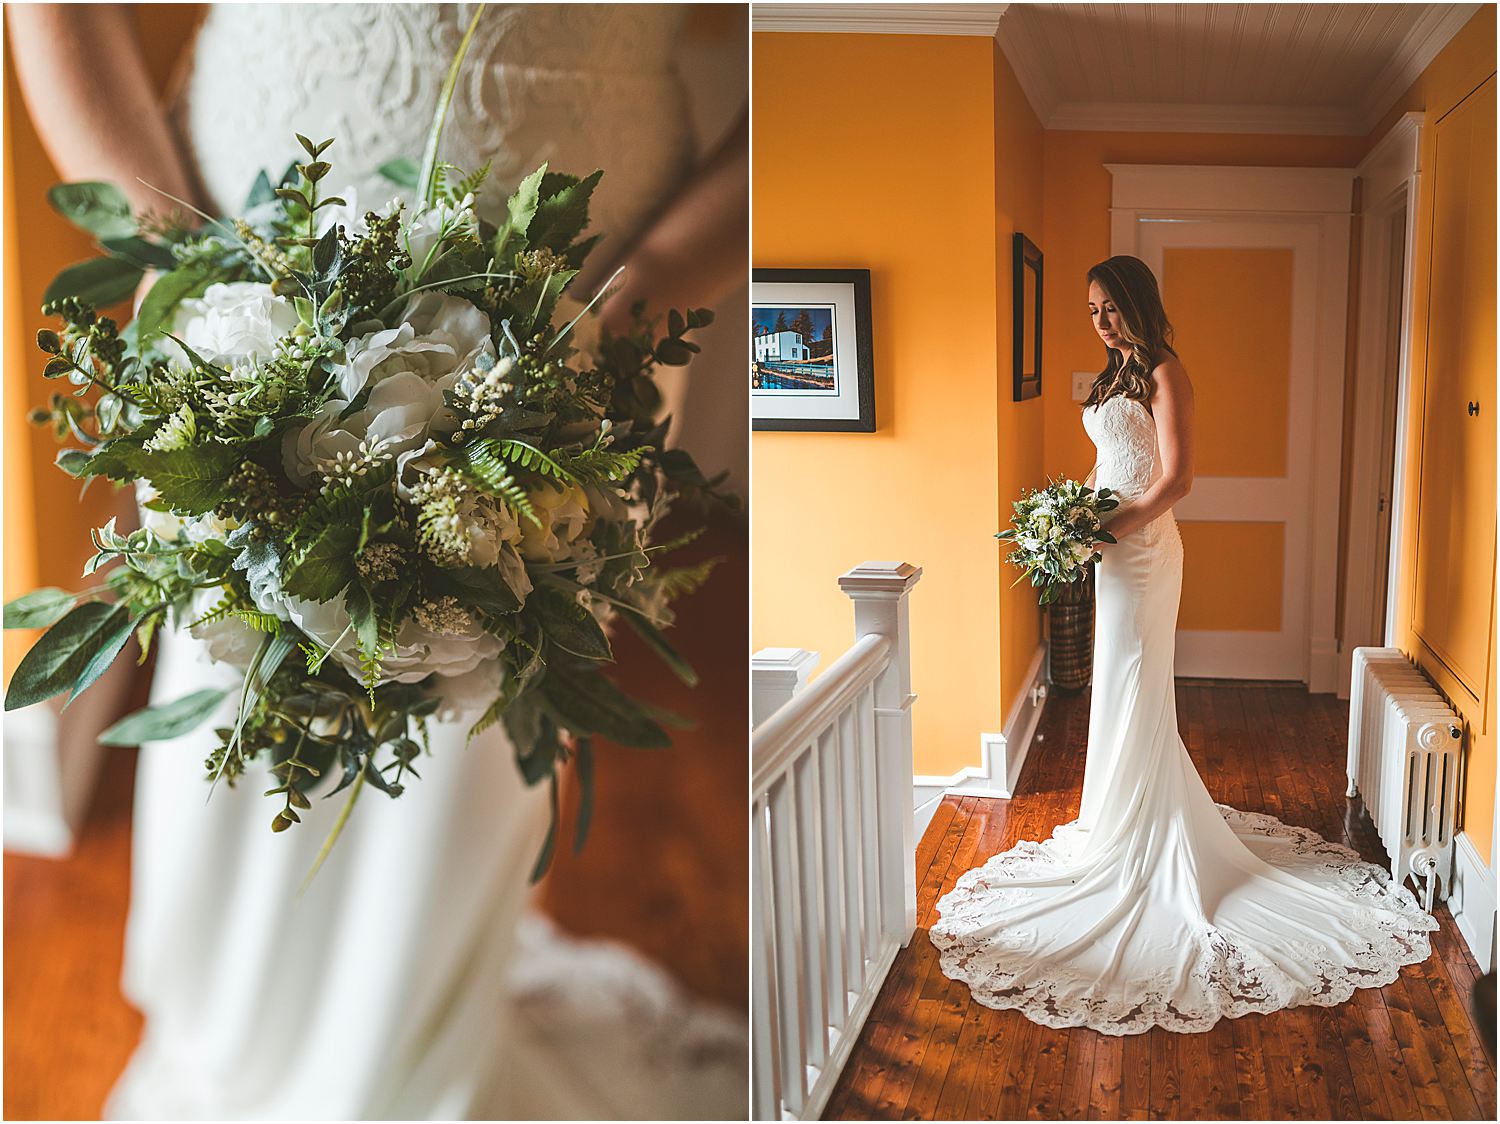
[996, 478, 1118, 606]
[2, 23, 730, 880]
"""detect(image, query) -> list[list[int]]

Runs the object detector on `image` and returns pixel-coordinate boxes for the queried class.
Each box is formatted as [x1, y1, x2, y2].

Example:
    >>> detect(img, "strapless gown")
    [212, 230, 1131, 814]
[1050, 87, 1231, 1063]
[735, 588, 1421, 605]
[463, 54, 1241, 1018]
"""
[930, 395, 1438, 1035]
[106, 5, 743, 1119]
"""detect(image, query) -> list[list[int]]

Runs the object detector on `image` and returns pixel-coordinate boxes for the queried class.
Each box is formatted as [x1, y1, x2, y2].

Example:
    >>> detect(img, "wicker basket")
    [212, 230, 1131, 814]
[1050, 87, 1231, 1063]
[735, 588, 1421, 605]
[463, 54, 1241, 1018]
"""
[1048, 566, 1095, 693]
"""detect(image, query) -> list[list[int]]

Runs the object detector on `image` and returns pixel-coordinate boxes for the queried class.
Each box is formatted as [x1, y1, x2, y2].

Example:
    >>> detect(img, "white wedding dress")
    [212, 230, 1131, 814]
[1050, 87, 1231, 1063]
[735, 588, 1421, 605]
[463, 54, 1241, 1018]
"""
[106, 6, 744, 1119]
[931, 394, 1438, 1035]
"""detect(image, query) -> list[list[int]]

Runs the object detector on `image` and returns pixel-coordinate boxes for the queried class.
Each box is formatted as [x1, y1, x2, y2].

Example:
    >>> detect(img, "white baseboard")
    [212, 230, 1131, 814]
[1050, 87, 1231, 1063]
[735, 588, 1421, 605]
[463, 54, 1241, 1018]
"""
[2, 703, 102, 857]
[912, 646, 1048, 831]
[1449, 830, 1496, 971]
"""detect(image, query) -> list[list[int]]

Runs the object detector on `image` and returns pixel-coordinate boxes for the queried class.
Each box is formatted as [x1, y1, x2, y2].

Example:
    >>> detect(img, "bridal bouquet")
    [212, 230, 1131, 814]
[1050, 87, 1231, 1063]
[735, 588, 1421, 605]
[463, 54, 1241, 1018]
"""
[997, 478, 1118, 605]
[3, 129, 727, 877]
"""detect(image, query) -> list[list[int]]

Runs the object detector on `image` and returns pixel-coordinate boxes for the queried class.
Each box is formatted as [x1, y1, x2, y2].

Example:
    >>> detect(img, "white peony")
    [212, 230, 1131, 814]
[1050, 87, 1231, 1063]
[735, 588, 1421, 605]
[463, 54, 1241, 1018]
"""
[286, 593, 503, 684]
[334, 291, 495, 401]
[433, 662, 504, 722]
[164, 282, 299, 366]
[283, 371, 445, 487]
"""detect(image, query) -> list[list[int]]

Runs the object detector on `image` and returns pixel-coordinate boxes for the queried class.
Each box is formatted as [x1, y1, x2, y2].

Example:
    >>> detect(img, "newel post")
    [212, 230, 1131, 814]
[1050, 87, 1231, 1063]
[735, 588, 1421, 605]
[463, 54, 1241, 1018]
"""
[838, 561, 921, 945]
[750, 647, 820, 728]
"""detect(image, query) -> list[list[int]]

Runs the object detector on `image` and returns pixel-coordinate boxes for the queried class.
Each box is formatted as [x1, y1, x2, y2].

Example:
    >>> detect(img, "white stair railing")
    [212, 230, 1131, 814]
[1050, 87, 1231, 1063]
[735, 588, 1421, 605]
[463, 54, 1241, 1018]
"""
[751, 562, 921, 1121]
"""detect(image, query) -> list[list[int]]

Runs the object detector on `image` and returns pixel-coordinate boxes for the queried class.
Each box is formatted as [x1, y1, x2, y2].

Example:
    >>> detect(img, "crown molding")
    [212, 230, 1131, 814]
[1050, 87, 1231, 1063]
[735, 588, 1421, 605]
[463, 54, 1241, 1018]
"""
[751, 4, 1007, 37]
[1358, 3, 1484, 132]
[1048, 101, 1366, 136]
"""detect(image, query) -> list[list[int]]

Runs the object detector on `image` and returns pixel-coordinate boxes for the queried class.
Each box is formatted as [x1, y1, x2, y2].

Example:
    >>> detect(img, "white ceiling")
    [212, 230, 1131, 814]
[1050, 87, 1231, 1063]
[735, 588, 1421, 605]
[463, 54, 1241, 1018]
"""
[752, 3, 1484, 135]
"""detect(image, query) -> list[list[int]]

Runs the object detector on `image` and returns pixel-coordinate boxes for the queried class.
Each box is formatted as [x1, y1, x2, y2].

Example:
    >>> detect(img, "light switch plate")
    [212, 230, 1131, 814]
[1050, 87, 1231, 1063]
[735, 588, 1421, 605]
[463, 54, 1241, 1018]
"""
[1071, 371, 1095, 402]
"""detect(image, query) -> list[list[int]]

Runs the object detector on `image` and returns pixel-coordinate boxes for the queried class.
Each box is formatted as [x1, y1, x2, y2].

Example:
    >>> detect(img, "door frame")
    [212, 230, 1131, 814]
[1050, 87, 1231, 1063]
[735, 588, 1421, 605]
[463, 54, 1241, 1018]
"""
[1107, 164, 1355, 692]
[1342, 112, 1424, 698]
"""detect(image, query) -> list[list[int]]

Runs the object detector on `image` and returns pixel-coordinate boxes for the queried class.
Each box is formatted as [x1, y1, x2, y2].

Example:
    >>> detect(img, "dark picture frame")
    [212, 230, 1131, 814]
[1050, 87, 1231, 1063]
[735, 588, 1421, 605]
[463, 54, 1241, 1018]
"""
[1013, 233, 1043, 401]
[751, 268, 875, 432]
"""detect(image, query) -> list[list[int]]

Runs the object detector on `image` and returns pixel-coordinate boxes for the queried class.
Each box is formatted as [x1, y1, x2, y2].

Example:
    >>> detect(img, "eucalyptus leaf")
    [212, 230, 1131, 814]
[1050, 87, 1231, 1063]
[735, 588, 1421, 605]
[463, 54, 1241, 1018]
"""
[43, 257, 144, 309]
[99, 687, 231, 746]
[5, 601, 132, 711]
[532, 586, 611, 661]
[99, 236, 177, 271]
[3, 588, 80, 630]
[538, 666, 669, 748]
[47, 182, 135, 239]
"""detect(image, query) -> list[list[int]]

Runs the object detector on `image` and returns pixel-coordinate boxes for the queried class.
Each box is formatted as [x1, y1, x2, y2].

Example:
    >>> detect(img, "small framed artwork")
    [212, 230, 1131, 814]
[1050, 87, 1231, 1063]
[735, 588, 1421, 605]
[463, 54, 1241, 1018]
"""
[751, 268, 875, 432]
[1013, 233, 1042, 401]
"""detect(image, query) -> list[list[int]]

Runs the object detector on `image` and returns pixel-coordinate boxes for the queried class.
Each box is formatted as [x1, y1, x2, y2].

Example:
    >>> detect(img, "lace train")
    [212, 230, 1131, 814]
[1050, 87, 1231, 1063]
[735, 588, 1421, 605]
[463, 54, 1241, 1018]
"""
[931, 804, 1438, 1036]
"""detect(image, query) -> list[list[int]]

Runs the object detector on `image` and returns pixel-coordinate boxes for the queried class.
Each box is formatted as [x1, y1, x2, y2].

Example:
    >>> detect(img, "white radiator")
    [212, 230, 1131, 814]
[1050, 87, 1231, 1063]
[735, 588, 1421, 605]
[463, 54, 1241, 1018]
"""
[1346, 646, 1463, 909]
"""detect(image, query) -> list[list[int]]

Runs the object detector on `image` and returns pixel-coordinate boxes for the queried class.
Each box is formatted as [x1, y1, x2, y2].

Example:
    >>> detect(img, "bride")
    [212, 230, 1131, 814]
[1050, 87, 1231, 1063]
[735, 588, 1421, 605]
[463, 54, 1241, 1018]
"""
[8, 4, 746, 1118]
[931, 255, 1437, 1035]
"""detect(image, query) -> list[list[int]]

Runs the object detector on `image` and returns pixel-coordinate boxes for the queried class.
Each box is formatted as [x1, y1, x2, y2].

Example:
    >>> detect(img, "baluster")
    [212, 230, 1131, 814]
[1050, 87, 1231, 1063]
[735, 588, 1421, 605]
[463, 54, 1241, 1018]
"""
[858, 686, 883, 950]
[841, 695, 868, 996]
[819, 725, 848, 1034]
[752, 794, 782, 1121]
[795, 742, 828, 1072]
[769, 773, 808, 1114]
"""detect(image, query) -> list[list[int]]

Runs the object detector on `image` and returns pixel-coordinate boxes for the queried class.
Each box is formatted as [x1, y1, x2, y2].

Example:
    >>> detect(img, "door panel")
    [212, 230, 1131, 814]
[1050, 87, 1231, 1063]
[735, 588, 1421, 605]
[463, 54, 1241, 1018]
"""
[1138, 223, 1322, 680]
[1412, 74, 1497, 713]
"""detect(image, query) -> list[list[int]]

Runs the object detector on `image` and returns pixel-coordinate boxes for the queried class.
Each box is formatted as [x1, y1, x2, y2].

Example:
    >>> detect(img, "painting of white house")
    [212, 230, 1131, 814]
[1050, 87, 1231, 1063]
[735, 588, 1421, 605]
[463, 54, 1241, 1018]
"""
[751, 305, 836, 393]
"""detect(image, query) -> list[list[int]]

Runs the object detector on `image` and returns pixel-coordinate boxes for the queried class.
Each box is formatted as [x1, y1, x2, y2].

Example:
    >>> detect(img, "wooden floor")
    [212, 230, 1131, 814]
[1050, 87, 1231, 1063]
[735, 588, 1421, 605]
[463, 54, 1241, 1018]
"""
[824, 683, 1497, 1121]
[3, 518, 748, 1121]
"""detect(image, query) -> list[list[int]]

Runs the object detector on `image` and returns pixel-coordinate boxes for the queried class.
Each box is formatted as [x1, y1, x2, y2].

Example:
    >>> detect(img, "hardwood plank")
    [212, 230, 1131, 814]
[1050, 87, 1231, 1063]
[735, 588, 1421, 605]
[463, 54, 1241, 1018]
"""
[1398, 960, 1485, 1119]
[1228, 1014, 1272, 1120]
[902, 980, 973, 1120]
[1022, 1024, 1072, 1119]
[932, 994, 997, 1121]
[1086, 1030, 1124, 1120]
[1120, 1029, 1152, 1121]
[1055, 1024, 1097, 1120]
[1350, 979, 1425, 1121]
[1382, 973, 1456, 1119]
[1147, 1029, 1181, 1120]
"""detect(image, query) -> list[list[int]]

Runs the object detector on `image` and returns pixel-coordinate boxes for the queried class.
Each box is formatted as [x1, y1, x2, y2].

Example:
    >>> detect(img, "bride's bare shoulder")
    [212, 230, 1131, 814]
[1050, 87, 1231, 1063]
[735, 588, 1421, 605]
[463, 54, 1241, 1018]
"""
[1149, 355, 1193, 409]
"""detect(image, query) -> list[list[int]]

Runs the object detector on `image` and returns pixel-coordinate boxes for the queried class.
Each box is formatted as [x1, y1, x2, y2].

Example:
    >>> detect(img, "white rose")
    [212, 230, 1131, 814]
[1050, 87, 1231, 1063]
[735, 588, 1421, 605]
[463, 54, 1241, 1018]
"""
[334, 291, 494, 401]
[286, 593, 503, 684]
[135, 481, 238, 544]
[164, 282, 298, 366]
[186, 588, 261, 670]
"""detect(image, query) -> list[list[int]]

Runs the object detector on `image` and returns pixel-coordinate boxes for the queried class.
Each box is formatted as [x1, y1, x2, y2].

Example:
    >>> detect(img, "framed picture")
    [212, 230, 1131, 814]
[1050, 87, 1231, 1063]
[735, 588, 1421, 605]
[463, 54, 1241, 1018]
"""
[1013, 233, 1042, 401]
[751, 268, 875, 432]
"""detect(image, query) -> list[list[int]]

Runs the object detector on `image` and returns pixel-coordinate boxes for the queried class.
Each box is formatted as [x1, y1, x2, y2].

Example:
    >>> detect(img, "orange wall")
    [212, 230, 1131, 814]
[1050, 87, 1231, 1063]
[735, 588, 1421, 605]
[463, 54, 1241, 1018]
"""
[753, 34, 1045, 776]
[1368, 6, 1497, 865]
[993, 42, 1047, 750]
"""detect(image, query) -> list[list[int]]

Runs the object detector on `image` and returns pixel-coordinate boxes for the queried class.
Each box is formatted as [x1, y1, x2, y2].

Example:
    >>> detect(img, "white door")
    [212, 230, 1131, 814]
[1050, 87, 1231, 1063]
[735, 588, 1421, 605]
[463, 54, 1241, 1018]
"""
[1109, 166, 1353, 688]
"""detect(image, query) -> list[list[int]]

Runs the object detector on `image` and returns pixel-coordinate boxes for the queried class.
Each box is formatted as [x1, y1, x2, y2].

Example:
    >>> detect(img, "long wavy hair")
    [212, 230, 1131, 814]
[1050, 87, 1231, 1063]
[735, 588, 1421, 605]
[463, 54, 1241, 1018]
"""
[1082, 255, 1177, 410]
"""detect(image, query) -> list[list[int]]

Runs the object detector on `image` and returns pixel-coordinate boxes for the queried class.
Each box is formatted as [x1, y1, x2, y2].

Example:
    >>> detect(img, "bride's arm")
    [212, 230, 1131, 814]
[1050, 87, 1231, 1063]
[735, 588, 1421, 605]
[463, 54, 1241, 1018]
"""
[6, 5, 202, 213]
[1101, 357, 1195, 539]
[593, 113, 748, 332]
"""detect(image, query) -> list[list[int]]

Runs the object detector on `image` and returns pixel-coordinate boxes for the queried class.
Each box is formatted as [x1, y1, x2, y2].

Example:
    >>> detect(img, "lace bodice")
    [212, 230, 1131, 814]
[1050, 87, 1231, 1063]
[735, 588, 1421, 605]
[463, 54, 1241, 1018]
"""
[1083, 395, 1160, 500]
[172, 4, 695, 254]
